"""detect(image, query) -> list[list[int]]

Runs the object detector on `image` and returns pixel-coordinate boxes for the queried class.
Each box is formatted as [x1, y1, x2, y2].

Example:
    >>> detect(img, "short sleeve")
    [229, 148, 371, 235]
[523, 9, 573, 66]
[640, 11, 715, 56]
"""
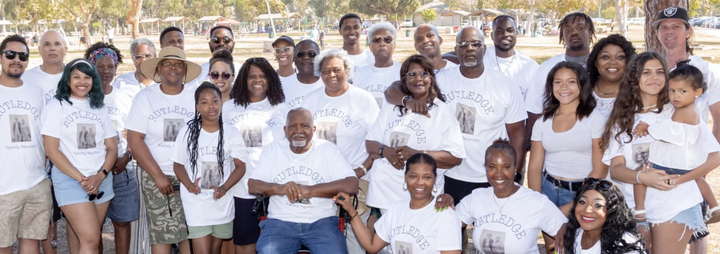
[435, 209, 462, 251]
[504, 82, 528, 124]
[248, 145, 274, 182]
[41, 102, 62, 138]
[538, 197, 568, 236]
[373, 210, 392, 243]
[530, 118, 545, 141]
[227, 127, 247, 162]
[363, 95, 381, 131]
[589, 112, 607, 139]
[102, 110, 117, 139]
[125, 91, 149, 134]
[170, 126, 189, 165]
[705, 63, 720, 106]
[440, 109, 466, 159]
[365, 108, 387, 143]
[326, 144, 356, 181]
[525, 69, 546, 114]
[454, 191, 477, 225]
[602, 129, 626, 166]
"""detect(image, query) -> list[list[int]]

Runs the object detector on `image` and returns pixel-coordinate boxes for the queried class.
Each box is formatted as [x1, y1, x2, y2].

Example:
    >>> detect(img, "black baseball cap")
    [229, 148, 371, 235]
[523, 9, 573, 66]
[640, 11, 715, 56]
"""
[272, 35, 295, 48]
[653, 7, 690, 29]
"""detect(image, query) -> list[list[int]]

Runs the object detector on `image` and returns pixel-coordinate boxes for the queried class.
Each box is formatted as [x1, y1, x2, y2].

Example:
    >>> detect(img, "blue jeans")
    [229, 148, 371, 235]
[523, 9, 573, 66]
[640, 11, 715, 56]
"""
[541, 174, 579, 207]
[256, 216, 347, 254]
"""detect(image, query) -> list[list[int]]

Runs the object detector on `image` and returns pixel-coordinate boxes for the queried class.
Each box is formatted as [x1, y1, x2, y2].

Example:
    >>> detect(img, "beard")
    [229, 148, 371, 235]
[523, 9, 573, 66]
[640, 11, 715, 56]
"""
[568, 43, 586, 52]
[291, 140, 307, 148]
[495, 43, 515, 52]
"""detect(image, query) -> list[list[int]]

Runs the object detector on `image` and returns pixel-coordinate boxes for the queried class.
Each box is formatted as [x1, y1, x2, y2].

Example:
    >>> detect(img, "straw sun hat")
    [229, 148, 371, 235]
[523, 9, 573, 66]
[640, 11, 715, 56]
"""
[140, 46, 202, 83]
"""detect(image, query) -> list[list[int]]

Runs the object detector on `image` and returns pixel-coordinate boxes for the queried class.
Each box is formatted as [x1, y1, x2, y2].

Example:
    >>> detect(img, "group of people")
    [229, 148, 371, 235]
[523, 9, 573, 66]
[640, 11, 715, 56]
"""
[2, 6, 720, 254]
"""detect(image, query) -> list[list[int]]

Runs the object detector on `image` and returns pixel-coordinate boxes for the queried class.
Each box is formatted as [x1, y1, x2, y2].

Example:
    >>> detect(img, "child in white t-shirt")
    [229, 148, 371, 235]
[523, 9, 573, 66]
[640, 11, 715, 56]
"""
[171, 83, 246, 252]
[632, 60, 720, 224]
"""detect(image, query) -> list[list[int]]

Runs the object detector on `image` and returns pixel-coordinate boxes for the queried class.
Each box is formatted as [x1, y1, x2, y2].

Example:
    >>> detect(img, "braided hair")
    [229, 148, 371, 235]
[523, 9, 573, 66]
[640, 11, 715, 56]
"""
[230, 57, 285, 108]
[185, 82, 226, 180]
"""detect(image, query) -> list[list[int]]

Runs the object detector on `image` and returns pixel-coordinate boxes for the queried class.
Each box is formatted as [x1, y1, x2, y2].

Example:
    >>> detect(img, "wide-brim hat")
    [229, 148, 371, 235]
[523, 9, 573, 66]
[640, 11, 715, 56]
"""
[652, 7, 690, 29]
[140, 46, 202, 83]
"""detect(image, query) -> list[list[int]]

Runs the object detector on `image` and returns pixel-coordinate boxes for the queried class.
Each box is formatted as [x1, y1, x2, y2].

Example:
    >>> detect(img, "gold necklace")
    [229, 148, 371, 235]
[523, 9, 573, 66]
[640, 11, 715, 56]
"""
[410, 196, 435, 209]
[493, 185, 519, 213]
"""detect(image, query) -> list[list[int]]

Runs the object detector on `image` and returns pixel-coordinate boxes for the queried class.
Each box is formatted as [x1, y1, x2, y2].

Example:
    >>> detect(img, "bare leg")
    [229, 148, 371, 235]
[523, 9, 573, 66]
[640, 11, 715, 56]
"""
[66, 220, 79, 254]
[234, 244, 256, 254]
[61, 201, 110, 254]
[179, 239, 191, 254]
[633, 184, 648, 221]
[17, 238, 41, 254]
[0, 247, 10, 254]
[41, 222, 57, 254]
[220, 239, 235, 254]
[211, 237, 224, 254]
[650, 221, 693, 254]
[192, 235, 213, 254]
[637, 224, 652, 252]
[112, 221, 132, 254]
[689, 237, 707, 254]
[151, 244, 173, 254]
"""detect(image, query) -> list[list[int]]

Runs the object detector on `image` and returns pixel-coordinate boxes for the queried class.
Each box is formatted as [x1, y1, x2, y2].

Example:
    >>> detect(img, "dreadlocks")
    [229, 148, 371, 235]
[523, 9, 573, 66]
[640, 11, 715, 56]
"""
[185, 82, 226, 180]
[230, 57, 285, 108]
[558, 12, 596, 46]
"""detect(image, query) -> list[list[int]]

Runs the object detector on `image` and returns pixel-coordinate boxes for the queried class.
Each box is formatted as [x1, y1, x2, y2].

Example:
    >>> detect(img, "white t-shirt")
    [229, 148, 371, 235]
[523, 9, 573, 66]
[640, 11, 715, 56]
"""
[437, 67, 527, 183]
[374, 197, 462, 254]
[281, 74, 324, 108]
[104, 88, 133, 156]
[41, 98, 116, 176]
[170, 124, 244, 226]
[302, 86, 379, 168]
[0, 83, 46, 195]
[435, 60, 458, 75]
[352, 61, 402, 108]
[125, 84, 197, 176]
[222, 98, 288, 198]
[592, 92, 616, 118]
[248, 139, 356, 223]
[187, 61, 243, 88]
[681, 56, 720, 123]
[483, 46, 540, 99]
[572, 228, 642, 254]
[346, 49, 375, 83]
[648, 118, 720, 170]
[21, 65, 63, 104]
[366, 99, 465, 209]
[531, 111, 606, 179]
[456, 186, 567, 254]
[112, 71, 155, 102]
[525, 54, 566, 114]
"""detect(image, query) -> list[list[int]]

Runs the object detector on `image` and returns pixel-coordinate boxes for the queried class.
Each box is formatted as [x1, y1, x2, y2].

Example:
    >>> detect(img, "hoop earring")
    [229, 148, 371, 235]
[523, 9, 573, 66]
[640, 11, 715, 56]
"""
[402, 182, 407, 190]
[432, 184, 438, 193]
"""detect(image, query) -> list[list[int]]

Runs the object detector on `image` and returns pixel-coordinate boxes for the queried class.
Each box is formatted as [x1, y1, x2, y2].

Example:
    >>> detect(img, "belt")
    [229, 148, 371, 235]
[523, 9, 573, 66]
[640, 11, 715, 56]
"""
[544, 173, 583, 191]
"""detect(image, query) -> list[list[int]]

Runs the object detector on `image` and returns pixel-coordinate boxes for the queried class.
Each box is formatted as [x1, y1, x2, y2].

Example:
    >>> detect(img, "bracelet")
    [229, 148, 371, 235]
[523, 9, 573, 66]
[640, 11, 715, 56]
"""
[358, 164, 367, 175]
[350, 212, 359, 220]
[401, 95, 411, 108]
[635, 170, 642, 184]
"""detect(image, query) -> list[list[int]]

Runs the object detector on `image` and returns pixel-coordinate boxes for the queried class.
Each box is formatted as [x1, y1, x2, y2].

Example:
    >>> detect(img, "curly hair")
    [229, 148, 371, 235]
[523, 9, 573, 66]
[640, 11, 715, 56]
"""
[209, 49, 235, 75]
[670, 59, 706, 94]
[587, 34, 636, 87]
[230, 57, 285, 108]
[55, 59, 105, 109]
[562, 178, 647, 254]
[184, 82, 226, 180]
[541, 61, 596, 121]
[600, 52, 669, 151]
[558, 12, 596, 46]
[83, 42, 123, 64]
[396, 54, 446, 116]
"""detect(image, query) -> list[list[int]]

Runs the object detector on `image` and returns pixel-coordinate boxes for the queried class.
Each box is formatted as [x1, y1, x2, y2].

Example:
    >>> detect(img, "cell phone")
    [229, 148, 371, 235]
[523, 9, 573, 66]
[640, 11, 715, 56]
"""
[173, 185, 181, 192]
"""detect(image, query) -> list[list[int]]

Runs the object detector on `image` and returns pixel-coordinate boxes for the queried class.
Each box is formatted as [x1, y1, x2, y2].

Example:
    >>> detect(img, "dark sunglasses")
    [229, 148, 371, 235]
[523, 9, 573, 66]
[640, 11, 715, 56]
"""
[583, 177, 613, 191]
[211, 36, 233, 44]
[87, 191, 105, 201]
[371, 36, 393, 44]
[210, 71, 233, 80]
[296, 51, 317, 58]
[3, 50, 29, 61]
[456, 41, 483, 49]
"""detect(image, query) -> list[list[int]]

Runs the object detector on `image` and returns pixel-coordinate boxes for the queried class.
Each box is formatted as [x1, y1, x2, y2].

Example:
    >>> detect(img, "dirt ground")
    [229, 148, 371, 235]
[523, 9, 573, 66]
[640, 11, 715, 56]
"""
[11, 24, 720, 253]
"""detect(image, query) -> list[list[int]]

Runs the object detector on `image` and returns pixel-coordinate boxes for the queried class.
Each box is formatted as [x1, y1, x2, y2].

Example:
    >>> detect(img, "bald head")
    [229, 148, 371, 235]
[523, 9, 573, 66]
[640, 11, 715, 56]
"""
[285, 107, 315, 151]
[456, 26, 484, 42]
[414, 24, 439, 38]
[38, 30, 67, 65]
[40, 30, 66, 47]
[286, 108, 313, 125]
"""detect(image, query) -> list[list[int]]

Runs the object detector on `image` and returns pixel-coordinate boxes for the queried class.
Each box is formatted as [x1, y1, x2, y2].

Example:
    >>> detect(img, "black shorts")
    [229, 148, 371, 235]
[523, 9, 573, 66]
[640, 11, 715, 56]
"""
[50, 184, 63, 222]
[233, 197, 261, 246]
[444, 176, 491, 206]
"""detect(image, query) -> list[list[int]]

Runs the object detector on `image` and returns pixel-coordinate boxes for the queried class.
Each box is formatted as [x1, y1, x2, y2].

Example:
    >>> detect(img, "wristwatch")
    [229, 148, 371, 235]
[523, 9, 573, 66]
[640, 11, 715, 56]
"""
[100, 168, 109, 176]
[378, 145, 386, 158]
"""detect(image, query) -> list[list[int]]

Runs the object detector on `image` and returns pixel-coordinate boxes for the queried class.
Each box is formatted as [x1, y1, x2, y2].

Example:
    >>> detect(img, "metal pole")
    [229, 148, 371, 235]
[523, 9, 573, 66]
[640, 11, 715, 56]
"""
[266, 0, 277, 36]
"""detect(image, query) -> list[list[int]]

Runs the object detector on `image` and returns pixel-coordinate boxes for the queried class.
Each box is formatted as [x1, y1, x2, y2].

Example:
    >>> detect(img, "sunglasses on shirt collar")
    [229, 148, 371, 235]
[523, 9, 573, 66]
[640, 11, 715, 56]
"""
[582, 177, 613, 191]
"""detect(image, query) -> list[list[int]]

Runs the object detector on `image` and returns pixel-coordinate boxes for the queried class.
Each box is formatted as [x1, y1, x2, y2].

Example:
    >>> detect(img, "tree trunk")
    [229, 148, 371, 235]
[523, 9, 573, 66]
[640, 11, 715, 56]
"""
[644, 0, 689, 53]
[616, 0, 628, 37]
[126, 0, 143, 39]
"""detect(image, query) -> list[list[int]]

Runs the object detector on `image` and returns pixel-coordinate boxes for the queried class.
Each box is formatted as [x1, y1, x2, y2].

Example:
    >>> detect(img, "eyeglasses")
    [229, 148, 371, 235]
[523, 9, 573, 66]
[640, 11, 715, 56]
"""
[274, 47, 294, 54]
[321, 68, 344, 75]
[371, 36, 393, 44]
[87, 191, 105, 201]
[210, 71, 233, 80]
[583, 177, 613, 191]
[132, 54, 154, 61]
[456, 41, 483, 49]
[406, 71, 430, 80]
[161, 61, 186, 69]
[3, 50, 29, 61]
[211, 36, 233, 44]
[296, 51, 317, 59]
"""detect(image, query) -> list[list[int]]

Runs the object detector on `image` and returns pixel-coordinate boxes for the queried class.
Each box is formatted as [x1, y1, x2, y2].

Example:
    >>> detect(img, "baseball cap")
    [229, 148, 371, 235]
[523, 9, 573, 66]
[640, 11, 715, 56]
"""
[272, 35, 295, 48]
[652, 7, 690, 29]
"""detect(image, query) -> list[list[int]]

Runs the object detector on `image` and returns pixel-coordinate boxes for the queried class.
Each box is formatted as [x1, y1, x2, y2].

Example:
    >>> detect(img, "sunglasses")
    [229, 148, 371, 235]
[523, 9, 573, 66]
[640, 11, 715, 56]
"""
[406, 71, 430, 80]
[456, 41, 483, 49]
[296, 51, 317, 58]
[274, 47, 294, 54]
[3, 50, 29, 61]
[582, 177, 613, 191]
[87, 191, 105, 201]
[210, 71, 233, 80]
[211, 36, 233, 44]
[132, 54, 154, 61]
[371, 36, 393, 44]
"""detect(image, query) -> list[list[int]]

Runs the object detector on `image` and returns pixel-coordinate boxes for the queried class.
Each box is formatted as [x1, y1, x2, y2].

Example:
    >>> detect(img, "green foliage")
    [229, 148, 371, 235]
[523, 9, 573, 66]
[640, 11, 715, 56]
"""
[602, 6, 616, 19]
[349, 0, 420, 20]
[419, 8, 436, 23]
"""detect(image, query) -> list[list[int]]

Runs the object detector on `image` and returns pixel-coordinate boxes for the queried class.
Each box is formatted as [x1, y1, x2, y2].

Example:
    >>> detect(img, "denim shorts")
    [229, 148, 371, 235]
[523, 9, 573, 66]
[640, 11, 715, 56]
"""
[107, 163, 139, 223]
[651, 163, 691, 175]
[541, 173, 580, 207]
[51, 166, 114, 207]
[638, 203, 708, 238]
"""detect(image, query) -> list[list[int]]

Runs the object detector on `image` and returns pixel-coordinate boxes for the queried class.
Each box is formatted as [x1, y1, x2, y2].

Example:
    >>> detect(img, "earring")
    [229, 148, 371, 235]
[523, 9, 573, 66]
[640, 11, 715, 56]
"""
[432, 184, 438, 193]
[402, 182, 407, 190]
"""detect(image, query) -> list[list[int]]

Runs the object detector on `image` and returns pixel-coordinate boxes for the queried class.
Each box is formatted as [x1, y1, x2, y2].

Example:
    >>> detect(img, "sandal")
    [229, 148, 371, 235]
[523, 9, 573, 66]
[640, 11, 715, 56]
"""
[633, 209, 647, 222]
[705, 206, 720, 224]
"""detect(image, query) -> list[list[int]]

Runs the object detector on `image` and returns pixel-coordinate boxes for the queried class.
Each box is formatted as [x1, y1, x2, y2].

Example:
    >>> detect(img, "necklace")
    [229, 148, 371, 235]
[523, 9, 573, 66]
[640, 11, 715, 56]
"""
[642, 104, 657, 110]
[493, 185, 519, 213]
[595, 85, 618, 96]
[410, 196, 435, 209]
[495, 54, 516, 76]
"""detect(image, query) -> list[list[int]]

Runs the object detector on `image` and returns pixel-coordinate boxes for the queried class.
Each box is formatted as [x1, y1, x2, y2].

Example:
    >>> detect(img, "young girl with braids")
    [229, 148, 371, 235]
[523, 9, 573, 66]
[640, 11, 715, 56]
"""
[170, 82, 246, 254]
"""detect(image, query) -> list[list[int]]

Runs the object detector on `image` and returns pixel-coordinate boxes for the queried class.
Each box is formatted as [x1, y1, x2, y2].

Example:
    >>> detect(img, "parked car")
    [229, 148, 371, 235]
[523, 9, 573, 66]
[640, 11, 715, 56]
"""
[402, 19, 413, 28]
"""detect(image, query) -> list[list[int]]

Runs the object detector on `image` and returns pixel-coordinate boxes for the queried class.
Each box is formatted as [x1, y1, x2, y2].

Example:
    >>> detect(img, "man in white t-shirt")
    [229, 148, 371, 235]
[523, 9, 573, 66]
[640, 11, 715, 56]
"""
[352, 22, 401, 108]
[21, 30, 67, 104]
[159, 26, 184, 50]
[414, 24, 457, 73]
[248, 108, 358, 253]
[338, 13, 375, 83]
[188, 25, 241, 86]
[484, 15, 539, 99]
[0, 35, 51, 254]
[524, 12, 594, 146]
[283, 40, 324, 108]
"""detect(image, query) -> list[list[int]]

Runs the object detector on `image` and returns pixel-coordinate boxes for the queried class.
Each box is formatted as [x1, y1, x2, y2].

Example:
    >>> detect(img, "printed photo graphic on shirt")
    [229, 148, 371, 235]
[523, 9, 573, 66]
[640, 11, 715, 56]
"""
[394, 241, 413, 254]
[9, 115, 31, 142]
[479, 229, 506, 254]
[164, 119, 183, 142]
[77, 124, 97, 149]
[389, 132, 410, 148]
[200, 162, 222, 189]
[315, 122, 337, 144]
[455, 103, 476, 135]
[293, 181, 311, 204]
[241, 123, 263, 147]
[632, 143, 650, 165]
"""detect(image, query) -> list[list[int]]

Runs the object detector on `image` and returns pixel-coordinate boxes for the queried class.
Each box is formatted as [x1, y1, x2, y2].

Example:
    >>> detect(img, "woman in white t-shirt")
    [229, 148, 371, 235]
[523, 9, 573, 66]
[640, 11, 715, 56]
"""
[223, 57, 287, 253]
[334, 153, 462, 254]
[208, 49, 235, 103]
[171, 83, 245, 254]
[561, 178, 647, 254]
[456, 139, 567, 254]
[366, 55, 465, 213]
[586, 34, 636, 118]
[42, 58, 118, 253]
